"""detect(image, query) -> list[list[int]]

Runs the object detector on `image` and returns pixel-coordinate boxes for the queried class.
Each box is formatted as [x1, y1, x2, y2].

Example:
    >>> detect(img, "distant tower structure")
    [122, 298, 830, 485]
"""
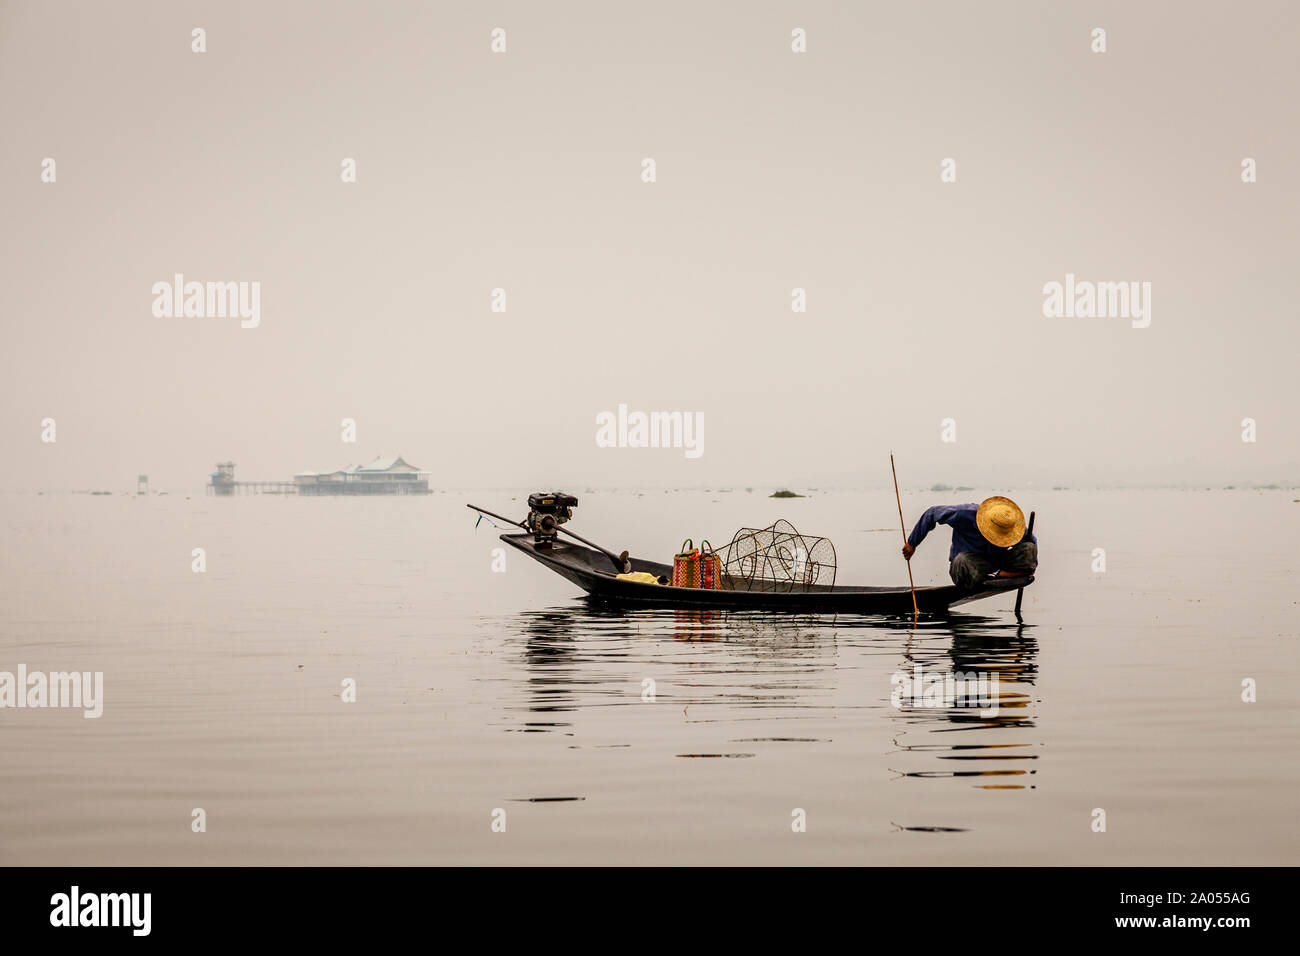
[137, 475, 149, 495]
[209, 462, 236, 496]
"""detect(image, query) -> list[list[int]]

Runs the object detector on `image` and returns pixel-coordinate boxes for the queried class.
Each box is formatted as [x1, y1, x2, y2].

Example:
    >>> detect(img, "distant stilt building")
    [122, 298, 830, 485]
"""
[209, 462, 237, 496]
[208, 457, 429, 495]
[294, 456, 431, 495]
[137, 475, 148, 495]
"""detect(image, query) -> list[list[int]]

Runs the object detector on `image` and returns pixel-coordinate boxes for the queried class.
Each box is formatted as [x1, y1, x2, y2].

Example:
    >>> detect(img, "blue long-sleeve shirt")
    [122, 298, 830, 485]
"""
[907, 503, 1036, 560]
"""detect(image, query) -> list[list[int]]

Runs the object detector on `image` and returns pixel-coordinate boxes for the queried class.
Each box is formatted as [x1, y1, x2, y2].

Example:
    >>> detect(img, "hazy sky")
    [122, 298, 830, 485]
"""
[3, 1, 1297, 491]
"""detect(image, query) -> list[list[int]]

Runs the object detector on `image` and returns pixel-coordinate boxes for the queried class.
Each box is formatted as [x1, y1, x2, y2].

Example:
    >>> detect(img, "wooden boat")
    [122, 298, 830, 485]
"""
[500, 532, 1032, 615]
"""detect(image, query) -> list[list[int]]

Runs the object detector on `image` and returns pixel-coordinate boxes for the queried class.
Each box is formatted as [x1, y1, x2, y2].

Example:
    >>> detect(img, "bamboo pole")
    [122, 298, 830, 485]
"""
[890, 454, 920, 620]
[1014, 511, 1036, 621]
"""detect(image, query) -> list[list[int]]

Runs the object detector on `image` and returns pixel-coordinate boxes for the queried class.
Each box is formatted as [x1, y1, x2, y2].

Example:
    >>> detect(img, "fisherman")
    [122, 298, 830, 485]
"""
[901, 496, 1036, 589]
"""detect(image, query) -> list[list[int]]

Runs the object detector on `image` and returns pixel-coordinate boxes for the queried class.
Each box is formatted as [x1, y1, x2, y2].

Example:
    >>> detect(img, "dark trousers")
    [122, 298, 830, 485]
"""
[949, 541, 1037, 589]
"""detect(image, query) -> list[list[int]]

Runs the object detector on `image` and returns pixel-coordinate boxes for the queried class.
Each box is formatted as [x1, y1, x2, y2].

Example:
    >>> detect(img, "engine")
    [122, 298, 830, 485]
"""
[525, 492, 578, 547]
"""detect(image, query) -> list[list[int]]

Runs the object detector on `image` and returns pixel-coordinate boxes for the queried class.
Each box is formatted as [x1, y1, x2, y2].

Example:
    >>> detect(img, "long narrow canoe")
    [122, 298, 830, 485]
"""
[500, 533, 1031, 614]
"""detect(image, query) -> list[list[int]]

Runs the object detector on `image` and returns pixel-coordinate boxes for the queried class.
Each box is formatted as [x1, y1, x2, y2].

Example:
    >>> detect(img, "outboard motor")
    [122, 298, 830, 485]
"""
[525, 492, 578, 548]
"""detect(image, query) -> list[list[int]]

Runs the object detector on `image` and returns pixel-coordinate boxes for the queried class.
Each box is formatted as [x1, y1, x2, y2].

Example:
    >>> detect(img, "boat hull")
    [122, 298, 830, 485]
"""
[500, 533, 1030, 614]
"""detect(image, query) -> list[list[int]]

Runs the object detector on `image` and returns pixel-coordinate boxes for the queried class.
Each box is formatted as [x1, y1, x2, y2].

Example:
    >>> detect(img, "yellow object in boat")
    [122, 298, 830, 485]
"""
[616, 571, 662, 585]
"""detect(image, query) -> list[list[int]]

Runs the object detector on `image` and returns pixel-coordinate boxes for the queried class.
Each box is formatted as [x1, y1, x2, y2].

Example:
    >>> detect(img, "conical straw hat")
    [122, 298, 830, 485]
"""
[976, 496, 1026, 547]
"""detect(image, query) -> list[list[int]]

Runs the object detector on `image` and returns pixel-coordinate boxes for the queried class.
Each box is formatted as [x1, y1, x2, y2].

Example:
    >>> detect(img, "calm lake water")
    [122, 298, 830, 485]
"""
[1, 488, 1296, 865]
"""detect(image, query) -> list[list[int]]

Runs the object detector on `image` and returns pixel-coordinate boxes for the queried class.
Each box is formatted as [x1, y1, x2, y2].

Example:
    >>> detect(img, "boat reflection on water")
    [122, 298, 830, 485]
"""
[489, 598, 1040, 789]
[888, 616, 1040, 789]
[496, 601, 841, 734]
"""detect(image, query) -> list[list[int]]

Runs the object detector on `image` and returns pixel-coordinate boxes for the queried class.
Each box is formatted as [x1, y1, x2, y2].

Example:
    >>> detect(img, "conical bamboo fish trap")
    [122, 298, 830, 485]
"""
[722, 519, 836, 592]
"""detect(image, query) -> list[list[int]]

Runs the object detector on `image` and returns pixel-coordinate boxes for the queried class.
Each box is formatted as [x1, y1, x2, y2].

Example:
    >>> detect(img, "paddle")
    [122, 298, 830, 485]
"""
[466, 503, 631, 574]
[1014, 510, 1036, 621]
[890, 454, 920, 620]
